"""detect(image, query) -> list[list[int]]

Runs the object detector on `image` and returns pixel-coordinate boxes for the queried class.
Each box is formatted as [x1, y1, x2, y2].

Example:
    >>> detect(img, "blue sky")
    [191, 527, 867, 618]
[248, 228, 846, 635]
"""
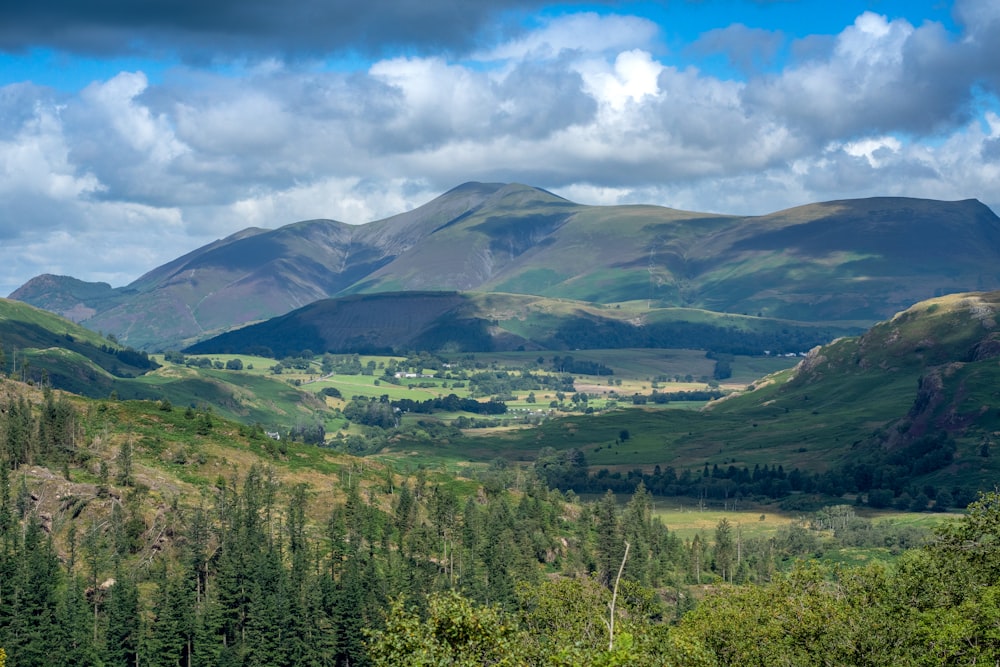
[0, 0, 998, 295]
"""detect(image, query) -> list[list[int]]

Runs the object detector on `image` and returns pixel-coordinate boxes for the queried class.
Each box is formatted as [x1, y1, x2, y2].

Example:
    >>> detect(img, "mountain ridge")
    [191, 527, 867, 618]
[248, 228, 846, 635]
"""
[183, 290, 859, 357]
[11, 183, 1000, 350]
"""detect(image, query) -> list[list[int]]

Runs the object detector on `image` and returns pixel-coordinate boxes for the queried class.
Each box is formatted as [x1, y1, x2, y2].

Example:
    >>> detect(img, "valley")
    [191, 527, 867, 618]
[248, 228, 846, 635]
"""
[4, 185, 1000, 665]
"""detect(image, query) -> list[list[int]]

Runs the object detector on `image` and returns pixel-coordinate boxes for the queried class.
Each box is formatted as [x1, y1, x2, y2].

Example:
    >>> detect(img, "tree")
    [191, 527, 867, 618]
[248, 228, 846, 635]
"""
[7, 519, 63, 666]
[621, 483, 653, 584]
[934, 490, 953, 511]
[682, 562, 854, 665]
[366, 591, 527, 667]
[116, 440, 133, 487]
[595, 491, 623, 588]
[104, 573, 141, 667]
[713, 519, 735, 583]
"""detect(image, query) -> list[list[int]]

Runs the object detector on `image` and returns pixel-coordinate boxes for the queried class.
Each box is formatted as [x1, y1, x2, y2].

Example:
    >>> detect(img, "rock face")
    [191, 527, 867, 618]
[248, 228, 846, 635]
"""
[11, 183, 1000, 350]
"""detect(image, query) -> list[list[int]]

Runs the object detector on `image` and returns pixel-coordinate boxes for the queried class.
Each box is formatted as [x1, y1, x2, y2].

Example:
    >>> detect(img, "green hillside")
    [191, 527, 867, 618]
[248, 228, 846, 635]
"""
[5, 369, 999, 666]
[12, 184, 1000, 351]
[185, 290, 859, 357]
[0, 298, 336, 431]
[4, 291, 1000, 666]
[11, 285, 1000, 505]
[0, 298, 159, 382]
[383, 290, 1000, 504]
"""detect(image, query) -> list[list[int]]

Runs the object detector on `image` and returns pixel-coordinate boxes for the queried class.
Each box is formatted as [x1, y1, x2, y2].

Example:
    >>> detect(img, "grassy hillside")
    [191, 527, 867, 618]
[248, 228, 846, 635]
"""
[13, 286, 1000, 504]
[185, 290, 859, 357]
[6, 369, 979, 667]
[0, 298, 158, 381]
[382, 290, 1000, 500]
[0, 298, 339, 433]
[12, 184, 1000, 351]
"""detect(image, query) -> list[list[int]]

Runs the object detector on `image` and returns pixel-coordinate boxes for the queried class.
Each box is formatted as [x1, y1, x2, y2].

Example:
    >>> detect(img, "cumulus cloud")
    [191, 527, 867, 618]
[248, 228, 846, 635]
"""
[742, 11, 989, 141]
[479, 13, 660, 61]
[1, 1, 999, 295]
[690, 24, 784, 74]
[0, 90, 103, 237]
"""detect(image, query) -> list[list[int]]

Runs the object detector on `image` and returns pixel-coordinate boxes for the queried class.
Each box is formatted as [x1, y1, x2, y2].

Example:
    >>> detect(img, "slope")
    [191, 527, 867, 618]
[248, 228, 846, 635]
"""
[11, 182, 512, 350]
[0, 297, 159, 385]
[0, 298, 334, 429]
[11, 184, 1000, 352]
[389, 290, 1000, 497]
[184, 291, 859, 357]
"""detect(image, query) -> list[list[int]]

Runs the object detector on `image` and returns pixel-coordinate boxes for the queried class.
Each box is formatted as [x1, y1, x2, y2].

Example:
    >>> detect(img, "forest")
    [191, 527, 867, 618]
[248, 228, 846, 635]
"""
[1, 384, 1000, 666]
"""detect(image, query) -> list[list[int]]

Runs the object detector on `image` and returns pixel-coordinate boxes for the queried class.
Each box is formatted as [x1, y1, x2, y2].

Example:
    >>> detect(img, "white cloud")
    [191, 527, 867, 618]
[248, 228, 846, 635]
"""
[955, 0, 1000, 39]
[741, 10, 984, 141]
[80, 72, 187, 163]
[369, 56, 496, 142]
[221, 177, 436, 227]
[2, 5, 1000, 296]
[579, 49, 663, 111]
[0, 98, 101, 204]
[176, 93, 293, 155]
[840, 136, 903, 167]
[479, 12, 659, 61]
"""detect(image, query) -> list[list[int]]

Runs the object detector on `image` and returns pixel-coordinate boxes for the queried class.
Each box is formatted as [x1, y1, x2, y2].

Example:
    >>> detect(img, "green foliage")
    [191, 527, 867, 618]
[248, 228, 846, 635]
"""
[5, 360, 1000, 667]
[683, 490, 1000, 665]
[367, 584, 716, 667]
[367, 592, 525, 666]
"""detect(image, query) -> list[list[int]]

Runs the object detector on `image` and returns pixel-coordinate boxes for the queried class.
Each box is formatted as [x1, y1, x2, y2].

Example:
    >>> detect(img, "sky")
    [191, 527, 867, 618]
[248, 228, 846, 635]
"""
[1, 0, 999, 295]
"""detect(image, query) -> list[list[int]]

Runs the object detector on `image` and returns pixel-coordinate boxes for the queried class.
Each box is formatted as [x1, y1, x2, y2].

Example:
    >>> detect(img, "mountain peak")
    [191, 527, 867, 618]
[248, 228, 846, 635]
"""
[441, 181, 508, 197]
[484, 182, 571, 207]
[11, 187, 1000, 350]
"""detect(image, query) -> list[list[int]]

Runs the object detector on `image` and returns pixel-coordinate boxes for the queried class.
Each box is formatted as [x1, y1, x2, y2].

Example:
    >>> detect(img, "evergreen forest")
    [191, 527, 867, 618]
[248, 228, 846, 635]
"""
[2, 383, 1000, 666]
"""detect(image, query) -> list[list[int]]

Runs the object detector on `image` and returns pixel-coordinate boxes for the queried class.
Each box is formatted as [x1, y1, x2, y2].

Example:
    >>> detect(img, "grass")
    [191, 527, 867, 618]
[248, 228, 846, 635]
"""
[651, 505, 799, 541]
[470, 348, 722, 380]
[860, 510, 955, 530]
[43, 288, 1000, 501]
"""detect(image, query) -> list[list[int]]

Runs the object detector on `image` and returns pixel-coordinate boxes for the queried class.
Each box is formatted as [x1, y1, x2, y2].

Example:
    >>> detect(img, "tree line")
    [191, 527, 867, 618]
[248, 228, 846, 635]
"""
[534, 435, 975, 512]
[2, 383, 1000, 665]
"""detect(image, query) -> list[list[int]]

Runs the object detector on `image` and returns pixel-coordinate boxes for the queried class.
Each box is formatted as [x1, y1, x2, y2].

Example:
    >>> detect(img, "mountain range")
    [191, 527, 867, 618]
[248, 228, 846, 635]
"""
[11, 182, 1000, 351]
[4, 266, 1000, 493]
[420, 289, 1000, 495]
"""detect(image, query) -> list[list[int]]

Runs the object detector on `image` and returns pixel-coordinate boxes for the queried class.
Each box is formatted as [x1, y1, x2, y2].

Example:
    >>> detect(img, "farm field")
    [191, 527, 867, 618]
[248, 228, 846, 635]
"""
[652, 505, 798, 541]
[650, 504, 953, 541]
[146, 348, 771, 435]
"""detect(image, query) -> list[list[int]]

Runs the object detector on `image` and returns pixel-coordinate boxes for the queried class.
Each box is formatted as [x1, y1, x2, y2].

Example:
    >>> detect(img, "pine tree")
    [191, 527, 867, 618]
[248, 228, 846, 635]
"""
[53, 575, 102, 666]
[145, 566, 194, 667]
[621, 482, 653, 584]
[244, 546, 289, 667]
[104, 571, 141, 667]
[7, 519, 62, 666]
[115, 439, 133, 487]
[595, 490, 624, 588]
[713, 518, 736, 583]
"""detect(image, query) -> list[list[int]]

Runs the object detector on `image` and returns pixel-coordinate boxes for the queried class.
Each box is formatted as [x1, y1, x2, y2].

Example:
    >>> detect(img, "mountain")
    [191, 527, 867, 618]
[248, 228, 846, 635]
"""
[715, 288, 1000, 452]
[0, 298, 333, 428]
[184, 291, 860, 357]
[0, 297, 160, 389]
[702, 288, 1000, 492]
[11, 183, 1000, 350]
[405, 289, 1000, 496]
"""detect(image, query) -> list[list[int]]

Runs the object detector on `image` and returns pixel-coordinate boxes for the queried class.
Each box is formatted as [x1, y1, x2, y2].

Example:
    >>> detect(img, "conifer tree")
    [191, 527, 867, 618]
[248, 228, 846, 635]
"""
[104, 571, 140, 667]
[595, 490, 624, 588]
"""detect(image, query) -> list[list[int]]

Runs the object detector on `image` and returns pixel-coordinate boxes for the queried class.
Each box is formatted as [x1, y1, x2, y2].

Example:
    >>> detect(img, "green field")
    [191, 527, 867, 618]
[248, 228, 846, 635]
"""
[651, 504, 954, 541]
[651, 505, 799, 541]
